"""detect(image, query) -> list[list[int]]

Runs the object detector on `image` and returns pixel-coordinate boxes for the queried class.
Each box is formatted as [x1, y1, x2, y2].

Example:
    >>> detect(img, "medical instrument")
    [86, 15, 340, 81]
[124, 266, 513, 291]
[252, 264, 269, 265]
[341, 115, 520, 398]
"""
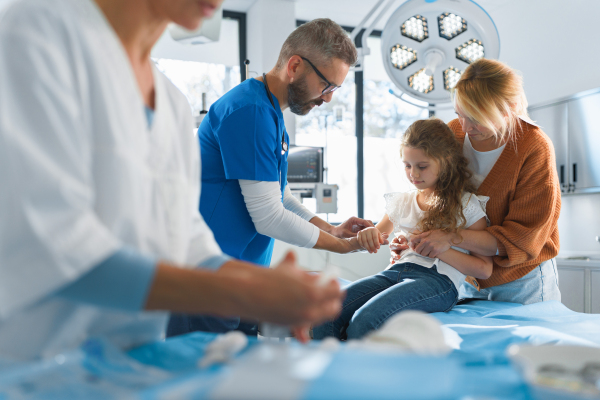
[508, 344, 600, 399]
[287, 145, 339, 214]
[194, 92, 209, 129]
[244, 59, 250, 81]
[262, 73, 288, 154]
[198, 331, 249, 369]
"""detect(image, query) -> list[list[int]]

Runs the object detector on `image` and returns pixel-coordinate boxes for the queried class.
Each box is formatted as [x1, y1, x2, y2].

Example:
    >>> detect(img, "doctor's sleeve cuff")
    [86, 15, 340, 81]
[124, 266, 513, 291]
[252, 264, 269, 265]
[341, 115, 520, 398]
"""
[56, 247, 157, 312]
[197, 254, 233, 270]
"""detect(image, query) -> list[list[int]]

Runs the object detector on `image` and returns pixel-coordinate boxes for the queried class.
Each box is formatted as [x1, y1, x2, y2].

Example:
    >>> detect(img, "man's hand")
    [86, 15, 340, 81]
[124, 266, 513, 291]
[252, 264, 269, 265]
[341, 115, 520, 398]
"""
[330, 216, 374, 239]
[389, 235, 409, 263]
[409, 230, 454, 258]
[357, 227, 389, 253]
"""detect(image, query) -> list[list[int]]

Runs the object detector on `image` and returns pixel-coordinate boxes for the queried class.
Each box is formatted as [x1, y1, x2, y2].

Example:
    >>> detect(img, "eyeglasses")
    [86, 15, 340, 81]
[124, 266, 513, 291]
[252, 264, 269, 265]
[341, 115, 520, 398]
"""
[300, 56, 341, 95]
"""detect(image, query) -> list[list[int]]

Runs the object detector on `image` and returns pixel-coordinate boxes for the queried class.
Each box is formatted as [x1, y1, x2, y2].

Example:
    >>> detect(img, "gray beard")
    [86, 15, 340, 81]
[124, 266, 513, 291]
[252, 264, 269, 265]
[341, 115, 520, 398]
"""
[287, 76, 322, 115]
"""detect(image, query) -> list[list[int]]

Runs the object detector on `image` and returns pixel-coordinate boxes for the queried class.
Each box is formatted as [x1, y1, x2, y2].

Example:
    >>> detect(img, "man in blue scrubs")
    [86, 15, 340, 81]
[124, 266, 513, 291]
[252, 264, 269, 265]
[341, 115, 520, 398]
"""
[168, 18, 372, 337]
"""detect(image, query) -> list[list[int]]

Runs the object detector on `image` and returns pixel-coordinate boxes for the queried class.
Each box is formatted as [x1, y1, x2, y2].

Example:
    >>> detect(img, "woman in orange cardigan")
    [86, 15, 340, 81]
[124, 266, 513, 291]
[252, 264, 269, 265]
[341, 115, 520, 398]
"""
[391, 58, 561, 304]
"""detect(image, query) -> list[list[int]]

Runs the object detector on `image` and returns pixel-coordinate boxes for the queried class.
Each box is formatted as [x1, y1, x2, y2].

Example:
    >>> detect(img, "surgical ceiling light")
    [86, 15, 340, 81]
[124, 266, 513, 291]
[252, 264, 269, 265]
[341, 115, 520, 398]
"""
[443, 67, 462, 91]
[401, 15, 429, 42]
[350, 0, 499, 108]
[409, 68, 434, 93]
[456, 39, 485, 64]
[438, 12, 467, 40]
[390, 44, 418, 70]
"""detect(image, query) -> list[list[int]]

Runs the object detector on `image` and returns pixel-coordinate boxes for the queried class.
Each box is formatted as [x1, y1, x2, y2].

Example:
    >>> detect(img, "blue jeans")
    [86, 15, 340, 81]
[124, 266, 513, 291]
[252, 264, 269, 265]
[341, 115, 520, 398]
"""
[312, 263, 458, 341]
[166, 315, 257, 338]
[458, 258, 561, 305]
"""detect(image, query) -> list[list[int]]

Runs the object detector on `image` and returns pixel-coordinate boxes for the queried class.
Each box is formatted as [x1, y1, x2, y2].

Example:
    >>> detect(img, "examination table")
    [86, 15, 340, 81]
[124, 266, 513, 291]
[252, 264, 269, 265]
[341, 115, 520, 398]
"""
[1, 300, 600, 399]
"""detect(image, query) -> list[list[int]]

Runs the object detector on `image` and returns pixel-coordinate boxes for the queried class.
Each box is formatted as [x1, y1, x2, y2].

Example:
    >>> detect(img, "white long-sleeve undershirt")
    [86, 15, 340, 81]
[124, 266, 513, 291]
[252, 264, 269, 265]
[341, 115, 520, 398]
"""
[238, 180, 320, 248]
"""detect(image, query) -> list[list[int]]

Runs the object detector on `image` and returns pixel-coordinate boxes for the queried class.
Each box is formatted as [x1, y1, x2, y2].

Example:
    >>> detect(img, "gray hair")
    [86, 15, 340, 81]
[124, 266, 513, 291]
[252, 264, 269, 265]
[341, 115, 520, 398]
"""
[275, 19, 358, 71]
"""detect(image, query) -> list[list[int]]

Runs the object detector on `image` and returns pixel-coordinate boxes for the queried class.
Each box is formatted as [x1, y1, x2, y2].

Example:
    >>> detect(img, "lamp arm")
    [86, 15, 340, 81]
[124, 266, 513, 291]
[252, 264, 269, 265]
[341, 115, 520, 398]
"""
[350, 0, 387, 43]
[388, 89, 455, 111]
[362, 0, 399, 52]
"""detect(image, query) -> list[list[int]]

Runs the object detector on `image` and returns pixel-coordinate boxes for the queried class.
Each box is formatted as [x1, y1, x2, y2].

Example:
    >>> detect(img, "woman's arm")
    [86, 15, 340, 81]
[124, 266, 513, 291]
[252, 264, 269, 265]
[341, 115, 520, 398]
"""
[410, 228, 498, 258]
[410, 136, 561, 267]
[435, 218, 493, 279]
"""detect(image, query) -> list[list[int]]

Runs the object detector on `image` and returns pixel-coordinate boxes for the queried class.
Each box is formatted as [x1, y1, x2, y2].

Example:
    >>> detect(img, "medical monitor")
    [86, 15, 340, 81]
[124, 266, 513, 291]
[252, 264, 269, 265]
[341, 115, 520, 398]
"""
[287, 145, 324, 183]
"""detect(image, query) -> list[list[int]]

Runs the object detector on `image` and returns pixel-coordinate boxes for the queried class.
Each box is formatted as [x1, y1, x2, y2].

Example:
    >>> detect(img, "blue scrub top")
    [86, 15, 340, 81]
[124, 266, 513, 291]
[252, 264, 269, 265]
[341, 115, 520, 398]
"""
[198, 78, 289, 266]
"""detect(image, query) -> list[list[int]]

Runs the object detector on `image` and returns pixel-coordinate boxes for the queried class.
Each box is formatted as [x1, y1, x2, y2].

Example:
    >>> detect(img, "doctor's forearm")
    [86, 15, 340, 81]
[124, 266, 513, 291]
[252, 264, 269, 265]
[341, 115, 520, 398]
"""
[313, 230, 359, 253]
[308, 216, 335, 234]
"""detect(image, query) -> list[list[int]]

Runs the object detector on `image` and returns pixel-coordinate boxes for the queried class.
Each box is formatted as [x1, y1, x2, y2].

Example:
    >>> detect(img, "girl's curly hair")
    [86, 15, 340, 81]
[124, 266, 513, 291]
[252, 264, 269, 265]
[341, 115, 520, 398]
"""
[400, 118, 477, 237]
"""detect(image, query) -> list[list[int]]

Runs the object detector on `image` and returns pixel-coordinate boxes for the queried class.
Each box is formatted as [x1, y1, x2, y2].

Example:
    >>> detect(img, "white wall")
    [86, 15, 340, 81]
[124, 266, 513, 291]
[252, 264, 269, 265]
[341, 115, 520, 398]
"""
[558, 194, 600, 259]
[489, 0, 600, 107]
[0, 0, 15, 11]
[247, 0, 297, 142]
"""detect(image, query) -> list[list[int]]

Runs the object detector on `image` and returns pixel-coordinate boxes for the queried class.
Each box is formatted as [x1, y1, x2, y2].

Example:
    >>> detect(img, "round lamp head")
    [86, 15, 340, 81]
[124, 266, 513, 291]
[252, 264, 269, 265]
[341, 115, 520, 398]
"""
[381, 0, 499, 104]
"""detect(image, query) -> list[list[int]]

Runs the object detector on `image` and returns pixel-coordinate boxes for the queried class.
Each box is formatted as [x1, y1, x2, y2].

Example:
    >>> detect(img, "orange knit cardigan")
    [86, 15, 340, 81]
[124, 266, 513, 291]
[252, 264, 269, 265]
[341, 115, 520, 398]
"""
[448, 118, 561, 289]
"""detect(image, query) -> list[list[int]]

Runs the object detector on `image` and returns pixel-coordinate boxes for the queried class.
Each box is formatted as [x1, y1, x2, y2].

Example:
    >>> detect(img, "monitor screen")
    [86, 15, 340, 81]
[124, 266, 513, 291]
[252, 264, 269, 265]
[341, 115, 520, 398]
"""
[287, 145, 323, 183]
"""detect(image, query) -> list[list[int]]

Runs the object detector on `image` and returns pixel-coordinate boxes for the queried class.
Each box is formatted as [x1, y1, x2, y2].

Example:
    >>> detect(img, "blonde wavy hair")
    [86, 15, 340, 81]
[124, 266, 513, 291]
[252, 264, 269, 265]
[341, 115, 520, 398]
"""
[401, 118, 477, 236]
[452, 58, 529, 145]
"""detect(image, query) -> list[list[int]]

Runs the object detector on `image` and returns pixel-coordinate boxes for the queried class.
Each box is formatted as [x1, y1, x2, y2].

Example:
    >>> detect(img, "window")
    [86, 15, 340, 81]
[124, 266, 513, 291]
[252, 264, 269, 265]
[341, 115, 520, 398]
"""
[295, 72, 357, 223]
[155, 60, 240, 116]
[363, 36, 428, 221]
[292, 23, 430, 223]
[151, 15, 244, 115]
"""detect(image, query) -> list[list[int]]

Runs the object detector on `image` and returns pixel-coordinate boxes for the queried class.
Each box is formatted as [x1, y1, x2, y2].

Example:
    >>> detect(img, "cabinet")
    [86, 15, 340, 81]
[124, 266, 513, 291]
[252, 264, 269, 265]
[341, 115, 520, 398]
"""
[557, 267, 585, 312]
[529, 90, 600, 194]
[556, 259, 600, 313]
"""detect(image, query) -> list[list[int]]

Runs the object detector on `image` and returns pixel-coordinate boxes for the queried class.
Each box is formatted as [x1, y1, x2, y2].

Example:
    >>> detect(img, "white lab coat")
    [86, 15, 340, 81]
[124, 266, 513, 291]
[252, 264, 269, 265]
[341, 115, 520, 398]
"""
[0, 0, 223, 359]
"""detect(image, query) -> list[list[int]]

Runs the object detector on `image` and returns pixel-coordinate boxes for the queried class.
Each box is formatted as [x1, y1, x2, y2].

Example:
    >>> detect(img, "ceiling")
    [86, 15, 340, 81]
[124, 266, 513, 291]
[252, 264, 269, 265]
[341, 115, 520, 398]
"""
[223, 0, 520, 30]
[221, 0, 600, 105]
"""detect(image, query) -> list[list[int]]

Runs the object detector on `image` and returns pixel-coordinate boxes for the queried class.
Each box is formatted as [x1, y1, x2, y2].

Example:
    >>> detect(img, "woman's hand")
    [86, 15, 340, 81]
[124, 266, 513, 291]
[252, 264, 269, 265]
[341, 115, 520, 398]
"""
[291, 325, 311, 343]
[240, 252, 345, 326]
[409, 230, 455, 258]
[330, 216, 374, 239]
[357, 227, 389, 253]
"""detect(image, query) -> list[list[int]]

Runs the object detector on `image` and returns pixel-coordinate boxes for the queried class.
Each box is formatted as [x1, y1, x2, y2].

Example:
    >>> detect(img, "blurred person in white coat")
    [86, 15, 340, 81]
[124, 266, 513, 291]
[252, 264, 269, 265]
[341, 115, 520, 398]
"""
[0, 0, 343, 360]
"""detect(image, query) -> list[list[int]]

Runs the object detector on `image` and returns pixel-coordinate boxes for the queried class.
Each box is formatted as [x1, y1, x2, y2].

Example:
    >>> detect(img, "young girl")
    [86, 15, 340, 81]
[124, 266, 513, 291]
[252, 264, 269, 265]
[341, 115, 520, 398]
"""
[312, 118, 493, 341]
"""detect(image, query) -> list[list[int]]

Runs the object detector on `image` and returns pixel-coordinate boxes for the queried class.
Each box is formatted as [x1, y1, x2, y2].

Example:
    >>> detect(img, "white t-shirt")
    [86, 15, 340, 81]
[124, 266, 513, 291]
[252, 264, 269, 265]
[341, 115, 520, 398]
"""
[384, 191, 489, 289]
[462, 135, 506, 190]
[462, 117, 538, 189]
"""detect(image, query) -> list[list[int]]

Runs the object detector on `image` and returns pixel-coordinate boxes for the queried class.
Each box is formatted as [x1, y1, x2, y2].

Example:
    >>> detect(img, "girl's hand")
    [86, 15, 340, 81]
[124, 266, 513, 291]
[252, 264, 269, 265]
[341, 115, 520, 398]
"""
[409, 230, 454, 258]
[389, 235, 409, 263]
[357, 227, 389, 253]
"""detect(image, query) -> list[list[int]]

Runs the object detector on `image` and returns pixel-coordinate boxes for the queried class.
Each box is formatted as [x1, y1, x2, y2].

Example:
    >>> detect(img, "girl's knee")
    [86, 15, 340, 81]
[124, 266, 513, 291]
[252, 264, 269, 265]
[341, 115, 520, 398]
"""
[346, 311, 388, 340]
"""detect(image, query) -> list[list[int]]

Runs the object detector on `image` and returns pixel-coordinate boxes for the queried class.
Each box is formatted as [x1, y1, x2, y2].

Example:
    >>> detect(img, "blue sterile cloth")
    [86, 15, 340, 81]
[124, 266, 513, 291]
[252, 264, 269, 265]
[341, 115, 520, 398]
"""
[2, 301, 600, 399]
